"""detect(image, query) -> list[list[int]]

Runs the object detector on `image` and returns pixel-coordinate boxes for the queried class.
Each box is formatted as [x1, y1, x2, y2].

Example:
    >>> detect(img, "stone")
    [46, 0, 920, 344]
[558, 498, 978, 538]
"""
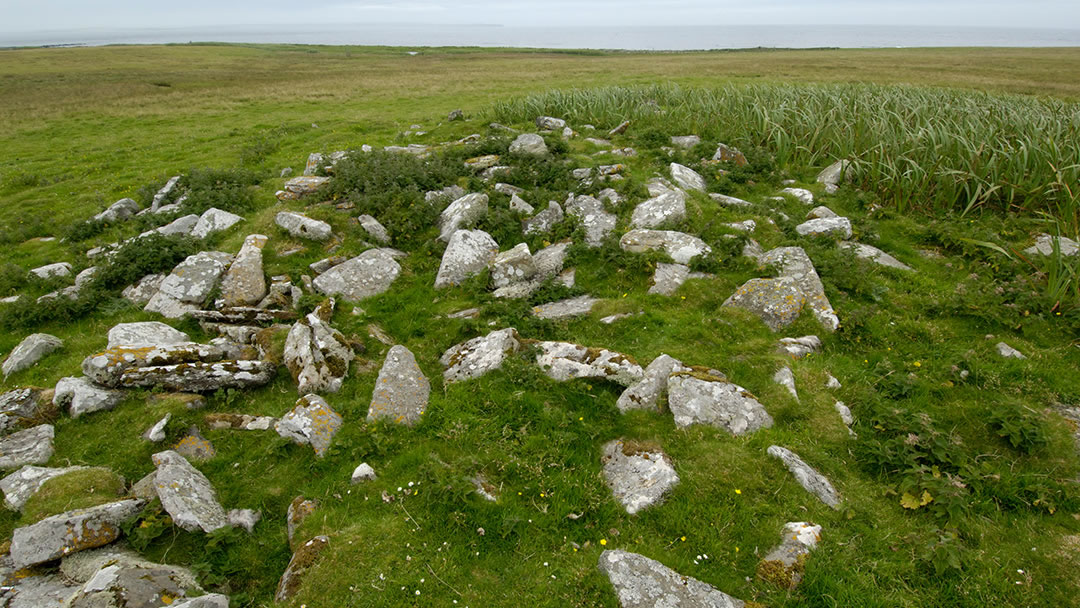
[723, 277, 806, 331]
[192, 207, 243, 239]
[778, 335, 821, 359]
[523, 201, 564, 235]
[369, 345, 430, 426]
[724, 220, 756, 233]
[0, 571, 80, 606]
[447, 109, 464, 121]
[758, 522, 822, 589]
[9, 499, 145, 569]
[29, 262, 72, 280]
[997, 342, 1027, 359]
[827, 375, 842, 390]
[0, 388, 54, 434]
[508, 193, 534, 214]
[312, 248, 401, 301]
[834, 401, 854, 426]
[536, 116, 566, 130]
[648, 263, 690, 296]
[275, 535, 330, 602]
[151, 176, 181, 212]
[616, 354, 684, 413]
[839, 241, 913, 271]
[807, 205, 839, 220]
[281, 167, 294, 177]
[438, 193, 489, 242]
[601, 439, 679, 515]
[94, 198, 140, 223]
[611, 147, 637, 157]
[122, 274, 165, 307]
[670, 135, 700, 149]
[173, 427, 215, 462]
[0, 424, 54, 469]
[0, 465, 89, 511]
[440, 328, 522, 384]
[773, 367, 799, 401]
[630, 191, 686, 229]
[531, 296, 600, 320]
[796, 217, 852, 239]
[351, 463, 377, 483]
[465, 154, 501, 171]
[275, 394, 342, 457]
[282, 301, 353, 395]
[384, 144, 431, 157]
[668, 372, 772, 435]
[710, 193, 753, 208]
[761, 247, 839, 332]
[109, 360, 276, 392]
[286, 496, 317, 546]
[228, 508, 261, 533]
[535, 341, 643, 387]
[3, 333, 62, 378]
[1024, 233, 1079, 257]
[817, 159, 851, 192]
[205, 413, 276, 431]
[107, 322, 188, 349]
[170, 595, 230, 608]
[54, 377, 124, 418]
[598, 550, 744, 608]
[509, 133, 548, 156]
[619, 229, 711, 264]
[145, 251, 232, 318]
[608, 120, 630, 136]
[425, 185, 467, 205]
[713, 143, 748, 166]
[492, 243, 537, 289]
[153, 214, 200, 237]
[275, 211, 332, 241]
[277, 176, 330, 201]
[358, 214, 390, 244]
[565, 195, 617, 247]
[781, 187, 814, 205]
[767, 445, 841, 508]
[62, 547, 207, 607]
[152, 450, 229, 532]
[585, 137, 612, 147]
[217, 234, 268, 308]
[670, 162, 706, 192]
[598, 188, 622, 206]
[434, 229, 498, 289]
[144, 414, 170, 442]
[82, 343, 224, 387]
[494, 183, 524, 196]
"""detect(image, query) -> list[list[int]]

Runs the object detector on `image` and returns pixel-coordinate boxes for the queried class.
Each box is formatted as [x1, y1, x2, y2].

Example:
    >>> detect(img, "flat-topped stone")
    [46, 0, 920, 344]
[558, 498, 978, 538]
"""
[598, 550, 745, 608]
[723, 277, 806, 331]
[440, 328, 522, 384]
[668, 372, 772, 435]
[276, 211, 332, 241]
[620, 229, 711, 264]
[535, 341, 643, 386]
[313, 248, 401, 301]
[601, 439, 679, 515]
[0, 424, 54, 469]
[3, 333, 62, 378]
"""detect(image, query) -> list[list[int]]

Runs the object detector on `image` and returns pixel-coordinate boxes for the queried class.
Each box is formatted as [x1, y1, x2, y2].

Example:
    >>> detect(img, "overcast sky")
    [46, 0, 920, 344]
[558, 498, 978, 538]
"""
[1, 0, 1078, 32]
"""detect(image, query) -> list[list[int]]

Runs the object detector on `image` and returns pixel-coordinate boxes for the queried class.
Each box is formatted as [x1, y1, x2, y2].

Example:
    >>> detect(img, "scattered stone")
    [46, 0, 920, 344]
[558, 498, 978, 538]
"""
[53, 377, 124, 418]
[425, 185, 467, 205]
[446, 307, 481, 319]
[3, 333, 62, 378]
[438, 193, 489, 242]
[669, 162, 706, 192]
[277, 176, 330, 201]
[205, 413, 276, 431]
[522, 201, 564, 235]
[758, 522, 822, 588]
[608, 120, 630, 136]
[670, 135, 700, 149]
[369, 345, 430, 426]
[61, 545, 208, 607]
[351, 463, 377, 483]
[620, 229, 711, 264]
[1024, 233, 1079, 257]
[668, 372, 772, 435]
[447, 108, 464, 121]
[465, 154, 501, 171]
[144, 251, 233, 318]
[494, 182, 524, 196]
[807, 206, 839, 220]
[535, 341, 643, 386]
[143, 414, 170, 442]
[284, 300, 354, 395]
[762, 247, 839, 332]
[710, 193, 752, 208]
[648, 263, 690, 296]
[631, 190, 687, 229]
[598, 550, 745, 608]
[122, 274, 165, 307]
[508, 193, 534, 214]
[997, 342, 1027, 359]
[598, 188, 622, 206]
[312, 248, 401, 302]
[151, 176, 181, 212]
[94, 198, 140, 223]
[796, 217, 852, 239]
[834, 401, 855, 434]
[29, 262, 72, 281]
[287, 496, 317, 546]
[275, 394, 342, 457]
[108, 359, 276, 393]
[152, 450, 230, 532]
[767, 445, 841, 508]
[472, 475, 498, 501]
[509, 133, 548, 156]
[601, 439, 679, 515]
[218, 234, 268, 308]
[192, 207, 244, 240]
[275, 535, 330, 602]
[616, 354, 684, 413]
[536, 116, 566, 130]
[434, 229, 498, 289]
[778, 335, 821, 359]
[492, 243, 537, 289]
[610, 147, 637, 157]
[713, 143, 748, 166]
[839, 241, 913, 271]
[0, 424, 54, 469]
[9, 499, 145, 569]
[357, 214, 391, 244]
[281, 167, 294, 177]
[723, 277, 806, 331]
[275, 211, 332, 241]
[817, 159, 851, 193]
[531, 296, 600, 320]
[440, 328, 522, 384]
[565, 195, 617, 247]
[0, 388, 54, 435]
[585, 137, 611, 147]
[0, 465, 89, 511]
[154, 214, 201, 237]
[773, 367, 799, 401]
[173, 427, 215, 461]
[826, 374, 842, 390]
[781, 187, 815, 205]
[227, 509, 260, 533]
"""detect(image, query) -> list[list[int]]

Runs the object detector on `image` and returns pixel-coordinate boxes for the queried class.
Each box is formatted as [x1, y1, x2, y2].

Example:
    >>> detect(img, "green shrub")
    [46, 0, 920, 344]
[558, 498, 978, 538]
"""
[178, 167, 260, 216]
[987, 402, 1049, 453]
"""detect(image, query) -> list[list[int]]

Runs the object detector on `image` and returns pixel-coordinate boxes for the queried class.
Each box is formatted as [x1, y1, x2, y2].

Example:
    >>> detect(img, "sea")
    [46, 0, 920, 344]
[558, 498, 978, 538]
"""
[2, 24, 1079, 50]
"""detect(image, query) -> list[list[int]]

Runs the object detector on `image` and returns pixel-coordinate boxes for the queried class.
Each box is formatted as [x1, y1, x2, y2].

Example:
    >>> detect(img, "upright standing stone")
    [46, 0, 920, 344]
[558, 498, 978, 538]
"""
[438, 193, 489, 242]
[218, 234, 268, 308]
[369, 346, 430, 426]
[434, 229, 498, 289]
[152, 450, 230, 533]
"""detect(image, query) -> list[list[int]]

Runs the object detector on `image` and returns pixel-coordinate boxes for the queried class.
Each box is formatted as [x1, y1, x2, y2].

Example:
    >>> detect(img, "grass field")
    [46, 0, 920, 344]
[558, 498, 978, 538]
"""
[0, 43, 1078, 607]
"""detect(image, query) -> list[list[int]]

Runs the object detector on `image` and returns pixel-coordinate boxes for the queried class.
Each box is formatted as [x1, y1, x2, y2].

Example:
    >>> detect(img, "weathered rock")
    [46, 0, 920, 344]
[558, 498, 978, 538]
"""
[122, 274, 165, 307]
[834, 401, 854, 431]
[598, 550, 745, 608]
[1024, 233, 1079, 257]
[277, 176, 330, 201]
[509, 133, 548, 156]
[761, 247, 839, 332]
[276, 211, 332, 241]
[440, 328, 521, 384]
[369, 345, 430, 426]
[205, 413, 275, 431]
[670, 162, 706, 192]
[173, 427, 215, 462]
[357, 214, 390, 244]
[107, 322, 188, 349]
[817, 159, 851, 193]
[670, 135, 700, 149]
[508, 193, 535, 214]
[616, 354, 684, 413]
[648, 263, 689, 296]
[351, 463, 376, 484]
[275, 535, 330, 602]
[311, 248, 401, 301]
[630, 191, 686, 229]
[807, 206, 838, 220]
[153, 214, 200, 237]
[781, 187, 814, 205]
[522, 201, 564, 235]
[54, 377, 124, 418]
[110, 360, 276, 392]
[491, 243, 537, 289]
[586, 137, 612, 147]
[434, 229, 498, 289]
[143, 414, 170, 442]
[169, 595, 230, 608]
[796, 217, 852, 239]
[536, 116, 566, 130]
[192, 308, 297, 324]
[601, 439, 679, 515]
[218, 234, 267, 308]
[713, 143, 748, 166]
[425, 185, 467, 205]
[3, 333, 62, 378]
[0, 424, 54, 469]
[0, 388, 53, 434]
[61, 545, 206, 608]
[0, 465, 90, 511]
[535, 341, 643, 386]
[710, 193, 753, 208]
[723, 277, 806, 331]
[83, 343, 223, 387]
[144, 251, 232, 318]
[767, 445, 841, 508]
[494, 182, 524, 196]
[531, 296, 600, 320]
[10, 499, 145, 569]
[30, 262, 73, 280]
[758, 522, 822, 589]
[778, 335, 821, 359]
[94, 198, 140, 223]
[152, 450, 229, 533]
[438, 193, 489, 242]
[620, 229, 711, 264]
[668, 372, 772, 435]
[286, 496, 317, 546]
[150, 176, 181, 212]
[997, 342, 1027, 359]
[0, 570, 79, 606]
[275, 394, 342, 457]
[773, 367, 799, 401]
[839, 241, 913, 271]
[284, 301, 353, 395]
[192, 207, 243, 240]
[565, 195, 617, 247]
[724, 220, 756, 233]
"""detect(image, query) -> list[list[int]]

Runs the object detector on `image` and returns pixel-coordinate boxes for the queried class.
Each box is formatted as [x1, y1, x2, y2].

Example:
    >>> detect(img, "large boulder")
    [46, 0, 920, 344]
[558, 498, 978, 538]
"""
[218, 234, 268, 308]
[669, 162, 706, 192]
[0, 424, 54, 469]
[312, 248, 401, 301]
[440, 328, 522, 384]
[122, 274, 166, 307]
[53, 377, 124, 418]
[3, 333, 62, 379]
[761, 247, 839, 332]
[598, 550, 745, 608]
[565, 195, 617, 247]
[152, 450, 230, 533]
[620, 230, 711, 264]
[616, 354, 685, 413]
[601, 439, 679, 515]
[192, 207, 243, 239]
[107, 322, 189, 349]
[668, 371, 772, 435]
[9, 499, 145, 569]
[438, 193, 489, 242]
[368, 345, 430, 426]
[630, 191, 687, 229]
[30, 262, 72, 280]
[275, 211, 332, 241]
[767, 445, 841, 508]
[509, 133, 548, 156]
[275, 394, 342, 457]
[434, 229, 498, 288]
[283, 300, 353, 395]
[144, 251, 233, 318]
[722, 277, 806, 331]
[535, 342, 643, 386]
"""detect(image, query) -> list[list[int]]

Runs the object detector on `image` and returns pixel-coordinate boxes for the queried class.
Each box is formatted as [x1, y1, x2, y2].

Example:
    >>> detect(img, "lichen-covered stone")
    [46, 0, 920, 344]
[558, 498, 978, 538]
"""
[723, 277, 806, 331]
[440, 328, 522, 384]
[358, 214, 390, 244]
[173, 427, 215, 462]
[713, 143, 748, 166]
[509, 133, 548, 156]
[205, 413, 275, 431]
[3, 333, 63, 378]
[565, 195, 617, 247]
[82, 343, 224, 387]
[616, 354, 685, 413]
[192, 207, 244, 240]
[312, 248, 401, 301]
[114, 359, 276, 392]
[275, 211, 332, 241]
[668, 373, 772, 435]
[767, 445, 841, 508]
[598, 550, 745, 608]
[522, 201, 565, 237]
[286, 496, 317, 546]
[761, 246, 839, 332]
[0, 465, 90, 511]
[669, 162, 706, 192]
[283, 300, 353, 395]
[795, 217, 852, 239]
[438, 193, 489, 242]
[53, 377, 124, 418]
[277, 176, 330, 201]
[152, 450, 230, 532]
[630, 191, 686, 229]
[773, 367, 799, 401]
[839, 241, 913, 271]
[63, 545, 207, 608]
[492, 243, 537, 289]
[275, 394, 342, 457]
[218, 234, 268, 308]
[122, 274, 166, 307]
[107, 322, 188, 349]
[434, 229, 498, 288]
[275, 535, 330, 602]
[620, 229, 711, 264]
[9, 499, 145, 569]
[0, 424, 54, 469]
[757, 522, 822, 589]
[535, 116, 566, 130]
[0, 388, 55, 434]
[535, 342, 644, 387]
[601, 439, 679, 515]
[368, 345, 430, 426]
[648, 263, 689, 296]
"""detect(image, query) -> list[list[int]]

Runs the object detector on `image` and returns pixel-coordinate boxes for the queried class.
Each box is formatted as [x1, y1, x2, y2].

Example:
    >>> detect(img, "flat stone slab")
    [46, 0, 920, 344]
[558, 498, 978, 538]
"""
[114, 359, 275, 393]
[3, 333, 62, 378]
[781, 187, 814, 205]
[723, 277, 806, 331]
[275, 211, 332, 241]
[0, 424, 54, 469]
[107, 322, 189, 349]
[10, 499, 145, 569]
[631, 191, 686, 229]
[440, 328, 522, 384]
[601, 439, 679, 515]
[839, 241, 913, 271]
[30, 262, 72, 280]
[997, 342, 1027, 359]
[313, 248, 401, 301]
[275, 394, 342, 457]
[358, 214, 390, 244]
[767, 445, 841, 508]
[566, 195, 617, 247]
[670, 162, 706, 192]
[54, 376, 124, 418]
[648, 263, 690, 296]
[0, 465, 89, 511]
[620, 229, 711, 264]
[598, 550, 745, 608]
[796, 217, 852, 238]
[668, 372, 772, 435]
[531, 296, 600, 320]
[275, 535, 330, 602]
[369, 345, 430, 426]
[277, 176, 330, 201]
[435, 229, 498, 289]
[153, 450, 230, 533]
[535, 341, 644, 387]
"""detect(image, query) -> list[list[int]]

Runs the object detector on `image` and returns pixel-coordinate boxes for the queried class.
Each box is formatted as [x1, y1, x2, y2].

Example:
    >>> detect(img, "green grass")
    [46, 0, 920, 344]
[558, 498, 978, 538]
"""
[0, 43, 1078, 607]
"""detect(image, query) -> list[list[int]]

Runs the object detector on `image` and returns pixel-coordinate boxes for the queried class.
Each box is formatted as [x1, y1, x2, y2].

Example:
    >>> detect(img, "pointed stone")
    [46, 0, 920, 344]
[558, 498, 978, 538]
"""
[218, 234, 268, 308]
[369, 345, 430, 426]
[152, 450, 229, 533]
[275, 394, 342, 457]
[598, 550, 745, 608]
[435, 229, 498, 289]
[773, 367, 799, 401]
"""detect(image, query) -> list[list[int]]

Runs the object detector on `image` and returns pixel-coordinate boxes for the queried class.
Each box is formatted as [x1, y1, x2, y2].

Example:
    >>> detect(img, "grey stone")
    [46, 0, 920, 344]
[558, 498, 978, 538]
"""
[1024, 233, 1079, 257]
[275, 394, 342, 457]
[447, 108, 464, 121]
[817, 159, 851, 192]
[122, 274, 165, 307]
[144, 414, 170, 442]
[205, 413, 276, 431]
[767, 445, 841, 508]
[150, 176, 181, 212]
[598, 188, 622, 206]
[572, 168, 594, 181]
[169, 595, 230, 608]
[670, 135, 700, 149]
[0, 388, 50, 435]
[620, 229, 711, 264]
[312, 248, 401, 301]
[508, 193, 535, 214]
[713, 143, 748, 166]
[759, 522, 822, 588]
[586, 137, 612, 147]
[761, 247, 839, 332]
[173, 427, 215, 462]
[3, 333, 62, 378]
[616, 354, 685, 413]
[440, 328, 522, 384]
[286, 497, 317, 546]
[275, 535, 329, 602]
[598, 550, 744, 608]
[0, 424, 54, 469]
[778, 335, 821, 359]
[535, 341, 643, 386]
[351, 463, 377, 483]
[283, 301, 353, 395]
[228, 508, 261, 533]
[827, 375, 842, 390]
[773, 367, 799, 401]
[29, 262, 72, 280]
[724, 220, 756, 233]
[425, 185, 466, 205]
[146, 251, 232, 318]
[192, 207, 243, 239]
[434, 229, 498, 289]
[670, 162, 706, 192]
[107, 321, 188, 349]
[385, 144, 431, 157]
[62, 545, 206, 607]
[839, 241, 913, 271]
[536, 116, 566, 130]
[608, 120, 630, 136]
[722, 277, 806, 331]
[276, 211, 332, 241]
[152, 450, 229, 533]
[709, 193, 753, 208]
[0, 569, 79, 606]
[82, 343, 223, 387]
[781, 187, 814, 205]
[531, 296, 600, 320]
[369, 345, 430, 426]
[465, 154, 501, 171]
[601, 439, 679, 515]
[631, 191, 686, 229]
[834, 401, 854, 427]
[438, 193, 489, 242]
[94, 198, 140, 223]
[358, 214, 391, 244]
[492, 243, 537, 289]
[807, 205, 839, 220]
[796, 217, 852, 239]
[523, 201, 564, 235]
[997, 342, 1027, 359]
[153, 214, 200, 237]
[648, 263, 689, 296]
[509, 133, 548, 157]
[109, 360, 276, 392]
[494, 182, 524, 196]
[281, 167, 293, 177]
[668, 373, 772, 435]
[565, 195, 617, 247]
[0, 465, 90, 511]
[217, 234, 268, 308]
[277, 176, 330, 201]
[54, 377, 124, 418]
[10, 499, 144, 568]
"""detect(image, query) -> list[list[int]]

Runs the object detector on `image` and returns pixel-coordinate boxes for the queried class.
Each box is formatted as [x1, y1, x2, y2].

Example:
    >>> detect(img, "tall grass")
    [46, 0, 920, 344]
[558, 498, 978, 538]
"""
[491, 84, 1080, 234]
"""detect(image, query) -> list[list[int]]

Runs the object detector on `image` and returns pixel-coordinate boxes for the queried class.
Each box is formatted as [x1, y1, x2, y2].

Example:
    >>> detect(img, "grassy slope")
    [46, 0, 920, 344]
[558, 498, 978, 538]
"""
[0, 45, 1077, 607]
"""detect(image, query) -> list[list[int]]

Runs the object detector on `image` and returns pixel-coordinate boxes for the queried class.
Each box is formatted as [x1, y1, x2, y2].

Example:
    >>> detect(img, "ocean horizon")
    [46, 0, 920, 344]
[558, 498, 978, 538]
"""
[3, 23, 1079, 51]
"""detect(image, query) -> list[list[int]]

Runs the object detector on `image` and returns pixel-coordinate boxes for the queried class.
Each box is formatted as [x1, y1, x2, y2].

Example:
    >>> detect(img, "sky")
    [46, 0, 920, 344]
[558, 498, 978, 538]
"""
[1, 0, 1078, 32]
